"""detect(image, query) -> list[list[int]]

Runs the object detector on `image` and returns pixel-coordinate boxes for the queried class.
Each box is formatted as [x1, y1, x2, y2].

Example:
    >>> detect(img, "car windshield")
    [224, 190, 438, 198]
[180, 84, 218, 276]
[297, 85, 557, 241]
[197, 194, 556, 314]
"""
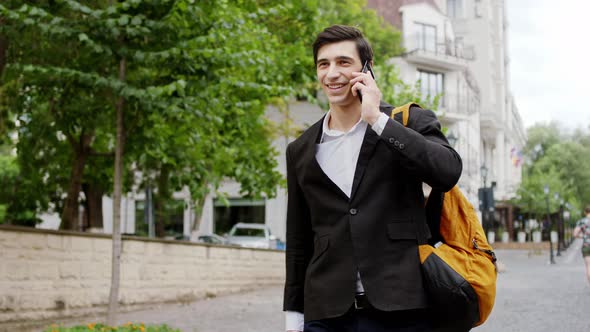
[232, 228, 265, 237]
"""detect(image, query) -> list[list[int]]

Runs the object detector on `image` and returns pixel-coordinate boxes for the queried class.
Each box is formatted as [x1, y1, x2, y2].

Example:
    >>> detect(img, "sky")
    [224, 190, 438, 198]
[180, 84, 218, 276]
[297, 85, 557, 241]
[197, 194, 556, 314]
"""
[506, 0, 590, 130]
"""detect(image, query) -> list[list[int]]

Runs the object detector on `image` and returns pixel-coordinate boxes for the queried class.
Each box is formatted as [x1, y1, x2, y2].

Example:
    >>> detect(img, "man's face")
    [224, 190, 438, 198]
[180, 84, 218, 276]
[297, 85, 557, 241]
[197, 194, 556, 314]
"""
[316, 40, 363, 108]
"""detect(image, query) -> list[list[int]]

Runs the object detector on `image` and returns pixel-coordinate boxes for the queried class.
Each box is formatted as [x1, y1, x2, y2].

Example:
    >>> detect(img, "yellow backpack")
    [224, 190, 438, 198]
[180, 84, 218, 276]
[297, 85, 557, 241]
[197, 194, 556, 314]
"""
[392, 102, 497, 329]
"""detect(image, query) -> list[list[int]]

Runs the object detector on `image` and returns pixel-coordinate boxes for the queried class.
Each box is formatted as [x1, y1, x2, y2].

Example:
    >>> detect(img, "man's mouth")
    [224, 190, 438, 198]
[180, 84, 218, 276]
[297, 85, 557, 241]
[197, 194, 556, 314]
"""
[326, 83, 347, 90]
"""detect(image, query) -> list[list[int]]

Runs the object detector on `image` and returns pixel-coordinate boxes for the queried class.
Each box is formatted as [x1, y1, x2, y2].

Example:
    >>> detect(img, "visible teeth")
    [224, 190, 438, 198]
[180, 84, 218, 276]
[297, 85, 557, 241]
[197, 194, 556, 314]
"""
[328, 84, 344, 88]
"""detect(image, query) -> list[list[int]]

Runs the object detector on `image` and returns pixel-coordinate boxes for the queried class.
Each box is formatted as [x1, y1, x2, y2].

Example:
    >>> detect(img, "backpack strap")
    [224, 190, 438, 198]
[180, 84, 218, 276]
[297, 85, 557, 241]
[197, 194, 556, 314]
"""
[424, 189, 444, 246]
[390, 102, 441, 244]
[391, 102, 421, 126]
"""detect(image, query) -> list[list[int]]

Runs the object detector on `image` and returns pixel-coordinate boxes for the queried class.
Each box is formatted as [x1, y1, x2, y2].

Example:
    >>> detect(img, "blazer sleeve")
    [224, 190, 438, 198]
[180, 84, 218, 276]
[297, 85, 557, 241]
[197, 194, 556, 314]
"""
[283, 144, 313, 313]
[380, 106, 462, 191]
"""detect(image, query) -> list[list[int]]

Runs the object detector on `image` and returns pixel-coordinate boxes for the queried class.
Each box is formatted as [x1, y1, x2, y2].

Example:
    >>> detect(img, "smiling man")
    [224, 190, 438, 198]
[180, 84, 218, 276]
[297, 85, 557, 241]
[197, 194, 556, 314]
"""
[282, 25, 463, 332]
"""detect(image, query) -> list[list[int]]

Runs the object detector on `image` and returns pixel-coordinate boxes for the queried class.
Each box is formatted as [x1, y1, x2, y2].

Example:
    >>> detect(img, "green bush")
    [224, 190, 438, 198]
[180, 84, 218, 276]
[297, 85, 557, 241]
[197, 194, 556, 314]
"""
[45, 323, 182, 332]
[0, 204, 6, 222]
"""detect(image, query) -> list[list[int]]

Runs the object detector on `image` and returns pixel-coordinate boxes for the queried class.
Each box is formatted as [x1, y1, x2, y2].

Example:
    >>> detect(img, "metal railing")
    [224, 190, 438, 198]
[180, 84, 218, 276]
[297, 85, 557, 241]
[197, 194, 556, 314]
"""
[440, 91, 479, 116]
[405, 34, 475, 61]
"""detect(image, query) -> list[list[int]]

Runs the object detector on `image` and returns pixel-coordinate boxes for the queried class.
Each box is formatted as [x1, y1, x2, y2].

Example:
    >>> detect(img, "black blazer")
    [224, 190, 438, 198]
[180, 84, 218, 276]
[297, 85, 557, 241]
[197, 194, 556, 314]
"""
[283, 102, 463, 322]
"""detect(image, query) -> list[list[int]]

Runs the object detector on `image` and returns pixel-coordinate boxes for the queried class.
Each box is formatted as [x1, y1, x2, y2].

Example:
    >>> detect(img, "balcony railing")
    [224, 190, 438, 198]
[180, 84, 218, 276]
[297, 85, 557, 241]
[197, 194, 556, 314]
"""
[405, 34, 475, 61]
[439, 91, 479, 116]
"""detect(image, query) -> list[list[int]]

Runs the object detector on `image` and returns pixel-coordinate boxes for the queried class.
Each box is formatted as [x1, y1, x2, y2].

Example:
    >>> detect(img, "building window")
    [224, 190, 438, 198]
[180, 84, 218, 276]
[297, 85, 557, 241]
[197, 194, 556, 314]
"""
[417, 70, 444, 104]
[447, 0, 462, 18]
[475, 0, 483, 18]
[414, 22, 437, 52]
[214, 198, 265, 234]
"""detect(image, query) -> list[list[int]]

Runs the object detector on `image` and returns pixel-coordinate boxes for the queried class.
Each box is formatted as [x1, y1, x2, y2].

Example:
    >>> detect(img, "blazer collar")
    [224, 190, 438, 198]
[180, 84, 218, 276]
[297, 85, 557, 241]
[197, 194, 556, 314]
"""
[299, 115, 350, 200]
[300, 101, 395, 201]
[350, 101, 394, 199]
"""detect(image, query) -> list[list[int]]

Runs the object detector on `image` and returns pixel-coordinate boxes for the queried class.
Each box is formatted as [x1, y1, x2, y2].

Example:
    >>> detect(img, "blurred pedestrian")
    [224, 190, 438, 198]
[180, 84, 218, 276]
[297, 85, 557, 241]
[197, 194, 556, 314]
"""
[573, 205, 590, 284]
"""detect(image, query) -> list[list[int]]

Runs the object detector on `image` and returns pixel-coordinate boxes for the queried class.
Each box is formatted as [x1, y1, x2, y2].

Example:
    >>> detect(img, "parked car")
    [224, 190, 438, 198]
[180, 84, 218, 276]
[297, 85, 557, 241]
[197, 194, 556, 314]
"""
[197, 233, 230, 245]
[226, 222, 277, 249]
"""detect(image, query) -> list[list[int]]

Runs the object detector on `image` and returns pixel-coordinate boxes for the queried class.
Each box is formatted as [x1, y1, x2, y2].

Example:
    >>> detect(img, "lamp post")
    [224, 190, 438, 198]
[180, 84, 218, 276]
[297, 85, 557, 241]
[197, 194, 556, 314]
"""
[481, 165, 488, 188]
[553, 193, 561, 256]
[544, 185, 556, 264]
[480, 165, 489, 233]
[559, 198, 565, 251]
[565, 202, 572, 246]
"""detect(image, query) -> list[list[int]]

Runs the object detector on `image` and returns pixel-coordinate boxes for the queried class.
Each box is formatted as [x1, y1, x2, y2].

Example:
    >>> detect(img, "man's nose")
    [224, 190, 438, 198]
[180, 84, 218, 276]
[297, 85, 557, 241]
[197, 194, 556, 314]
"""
[326, 64, 341, 79]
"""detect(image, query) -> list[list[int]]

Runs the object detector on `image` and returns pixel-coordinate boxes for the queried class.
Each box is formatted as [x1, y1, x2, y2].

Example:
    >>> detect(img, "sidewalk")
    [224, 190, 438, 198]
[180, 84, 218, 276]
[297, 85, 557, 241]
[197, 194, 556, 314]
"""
[56, 240, 590, 332]
[112, 285, 284, 332]
[474, 239, 590, 332]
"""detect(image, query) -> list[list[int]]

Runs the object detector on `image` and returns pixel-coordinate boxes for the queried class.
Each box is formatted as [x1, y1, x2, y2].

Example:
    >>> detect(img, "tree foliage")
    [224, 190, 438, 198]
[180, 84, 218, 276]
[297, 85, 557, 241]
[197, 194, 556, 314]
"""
[0, 154, 41, 225]
[0, 0, 286, 230]
[514, 122, 590, 220]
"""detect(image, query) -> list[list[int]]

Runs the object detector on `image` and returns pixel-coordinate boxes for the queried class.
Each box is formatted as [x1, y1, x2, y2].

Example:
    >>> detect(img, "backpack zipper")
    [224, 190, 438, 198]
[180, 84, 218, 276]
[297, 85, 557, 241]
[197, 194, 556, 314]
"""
[473, 238, 497, 263]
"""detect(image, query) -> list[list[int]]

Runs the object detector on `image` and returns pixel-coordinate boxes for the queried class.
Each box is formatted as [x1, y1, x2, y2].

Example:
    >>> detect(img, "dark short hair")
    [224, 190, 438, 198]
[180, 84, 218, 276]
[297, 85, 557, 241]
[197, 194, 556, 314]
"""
[585, 205, 590, 215]
[312, 25, 374, 65]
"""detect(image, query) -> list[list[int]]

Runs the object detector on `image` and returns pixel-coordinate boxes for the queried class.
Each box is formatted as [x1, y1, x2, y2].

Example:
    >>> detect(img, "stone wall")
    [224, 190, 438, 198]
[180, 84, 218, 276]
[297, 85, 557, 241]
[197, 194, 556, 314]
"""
[0, 225, 285, 330]
[490, 241, 550, 250]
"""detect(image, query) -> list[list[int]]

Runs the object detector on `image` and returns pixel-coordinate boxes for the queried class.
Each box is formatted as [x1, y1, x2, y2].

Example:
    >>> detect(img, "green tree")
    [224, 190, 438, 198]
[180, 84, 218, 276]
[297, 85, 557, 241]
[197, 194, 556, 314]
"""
[514, 122, 590, 219]
[0, 154, 41, 225]
[0, 1, 285, 232]
[1, 0, 285, 322]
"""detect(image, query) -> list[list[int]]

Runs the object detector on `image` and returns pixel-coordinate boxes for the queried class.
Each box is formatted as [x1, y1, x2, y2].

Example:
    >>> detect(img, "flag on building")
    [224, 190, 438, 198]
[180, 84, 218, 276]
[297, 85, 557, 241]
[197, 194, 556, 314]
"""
[510, 147, 523, 167]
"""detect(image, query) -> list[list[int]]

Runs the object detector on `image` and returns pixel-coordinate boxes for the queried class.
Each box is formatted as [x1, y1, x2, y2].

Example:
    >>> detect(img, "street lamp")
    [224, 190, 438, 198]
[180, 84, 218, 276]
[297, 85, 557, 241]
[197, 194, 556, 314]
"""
[559, 198, 566, 250]
[553, 193, 561, 256]
[544, 185, 556, 264]
[565, 202, 572, 246]
[479, 165, 490, 235]
[480, 165, 488, 188]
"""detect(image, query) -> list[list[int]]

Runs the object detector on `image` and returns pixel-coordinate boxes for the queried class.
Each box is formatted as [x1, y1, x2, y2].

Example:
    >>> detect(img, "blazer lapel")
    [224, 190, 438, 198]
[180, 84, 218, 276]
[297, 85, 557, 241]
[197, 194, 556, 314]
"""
[301, 116, 350, 201]
[349, 126, 379, 199]
[350, 102, 394, 199]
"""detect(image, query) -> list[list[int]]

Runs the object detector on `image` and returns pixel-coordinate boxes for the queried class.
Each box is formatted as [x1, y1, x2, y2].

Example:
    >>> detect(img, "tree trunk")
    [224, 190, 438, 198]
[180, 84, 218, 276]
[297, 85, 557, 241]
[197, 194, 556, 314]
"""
[0, 18, 7, 76]
[189, 181, 208, 240]
[60, 134, 93, 230]
[154, 166, 170, 238]
[0, 23, 7, 133]
[154, 196, 166, 238]
[83, 182, 104, 231]
[191, 197, 205, 233]
[107, 55, 126, 326]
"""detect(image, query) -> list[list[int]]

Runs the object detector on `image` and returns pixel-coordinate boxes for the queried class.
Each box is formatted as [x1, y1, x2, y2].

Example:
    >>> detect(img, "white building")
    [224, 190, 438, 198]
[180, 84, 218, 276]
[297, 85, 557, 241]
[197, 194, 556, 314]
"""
[447, 0, 526, 200]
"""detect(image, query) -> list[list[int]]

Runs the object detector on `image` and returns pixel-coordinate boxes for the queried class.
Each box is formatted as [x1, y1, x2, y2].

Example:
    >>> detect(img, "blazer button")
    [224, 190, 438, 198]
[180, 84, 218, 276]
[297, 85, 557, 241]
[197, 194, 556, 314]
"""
[399, 143, 405, 149]
[349, 208, 358, 215]
[388, 137, 395, 144]
[394, 141, 400, 147]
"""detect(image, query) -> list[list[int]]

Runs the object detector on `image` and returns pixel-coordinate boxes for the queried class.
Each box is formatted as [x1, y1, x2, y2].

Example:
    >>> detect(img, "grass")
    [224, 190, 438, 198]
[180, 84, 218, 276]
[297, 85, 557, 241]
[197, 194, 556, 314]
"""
[44, 322, 182, 332]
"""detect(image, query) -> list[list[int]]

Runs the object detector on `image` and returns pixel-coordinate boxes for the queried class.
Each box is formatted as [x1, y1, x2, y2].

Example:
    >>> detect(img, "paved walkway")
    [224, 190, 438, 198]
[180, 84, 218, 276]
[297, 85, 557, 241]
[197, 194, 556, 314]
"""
[61, 240, 590, 332]
[473, 239, 590, 332]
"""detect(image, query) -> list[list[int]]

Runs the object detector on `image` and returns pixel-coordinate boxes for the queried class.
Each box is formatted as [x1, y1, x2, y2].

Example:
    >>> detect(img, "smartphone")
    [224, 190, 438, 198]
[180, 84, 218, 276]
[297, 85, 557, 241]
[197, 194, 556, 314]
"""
[358, 60, 375, 103]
